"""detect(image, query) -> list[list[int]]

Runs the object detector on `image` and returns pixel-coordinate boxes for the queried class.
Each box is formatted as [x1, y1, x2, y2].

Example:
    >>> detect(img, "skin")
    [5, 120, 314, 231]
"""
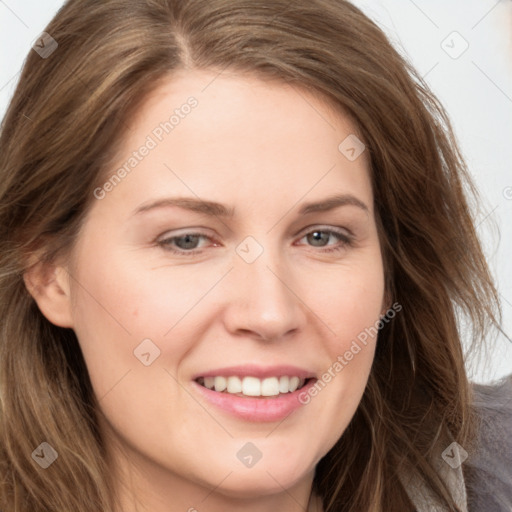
[27, 69, 386, 512]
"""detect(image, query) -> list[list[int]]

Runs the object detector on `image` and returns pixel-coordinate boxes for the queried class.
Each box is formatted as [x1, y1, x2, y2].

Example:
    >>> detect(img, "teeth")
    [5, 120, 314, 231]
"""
[261, 377, 280, 396]
[204, 376, 215, 390]
[214, 376, 227, 392]
[242, 376, 261, 396]
[278, 375, 289, 393]
[227, 376, 242, 393]
[200, 375, 307, 396]
[289, 376, 300, 392]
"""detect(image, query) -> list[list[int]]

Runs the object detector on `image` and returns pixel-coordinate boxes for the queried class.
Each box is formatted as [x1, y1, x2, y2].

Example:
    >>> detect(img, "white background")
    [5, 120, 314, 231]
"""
[1, 0, 511, 383]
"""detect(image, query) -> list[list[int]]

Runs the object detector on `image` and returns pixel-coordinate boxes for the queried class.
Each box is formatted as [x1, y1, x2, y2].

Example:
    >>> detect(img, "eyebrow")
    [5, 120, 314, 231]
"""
[132, 193, 369, 218]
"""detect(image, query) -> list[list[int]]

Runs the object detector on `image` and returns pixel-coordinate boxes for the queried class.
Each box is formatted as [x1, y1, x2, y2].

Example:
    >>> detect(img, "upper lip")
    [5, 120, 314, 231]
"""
[192, 364, 317, 380]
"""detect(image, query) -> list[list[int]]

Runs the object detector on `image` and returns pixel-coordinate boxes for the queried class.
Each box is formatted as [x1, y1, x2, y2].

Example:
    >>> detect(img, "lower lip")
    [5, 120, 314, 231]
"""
[192, 379, 317, 422]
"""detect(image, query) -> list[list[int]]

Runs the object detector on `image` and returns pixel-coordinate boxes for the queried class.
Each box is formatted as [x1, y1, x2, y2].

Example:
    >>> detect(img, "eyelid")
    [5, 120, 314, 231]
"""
[156, 227, 215, 241]
[295, 223, 354, 238]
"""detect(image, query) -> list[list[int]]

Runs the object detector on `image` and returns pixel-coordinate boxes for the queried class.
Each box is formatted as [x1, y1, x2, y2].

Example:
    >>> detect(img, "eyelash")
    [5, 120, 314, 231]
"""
[157, 227, 354, 256]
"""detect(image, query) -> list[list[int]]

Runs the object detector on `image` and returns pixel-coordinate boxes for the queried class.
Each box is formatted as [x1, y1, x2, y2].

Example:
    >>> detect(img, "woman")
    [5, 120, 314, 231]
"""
[0, 0, 510, 511]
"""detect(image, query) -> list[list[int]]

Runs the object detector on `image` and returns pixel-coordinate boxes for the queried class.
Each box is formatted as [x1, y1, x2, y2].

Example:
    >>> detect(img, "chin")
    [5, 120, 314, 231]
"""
[192, 452, 316, 499]
[203, 468, 310, 499]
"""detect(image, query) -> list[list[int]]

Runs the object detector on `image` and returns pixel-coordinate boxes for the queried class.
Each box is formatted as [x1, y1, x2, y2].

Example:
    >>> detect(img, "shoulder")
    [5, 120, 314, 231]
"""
[464, 374, 512, 512]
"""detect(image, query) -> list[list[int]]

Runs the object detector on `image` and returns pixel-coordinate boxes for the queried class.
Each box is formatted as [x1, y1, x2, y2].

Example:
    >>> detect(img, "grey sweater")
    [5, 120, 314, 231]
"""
[402, 374, 512, 512]
[464, 374, 512, 512]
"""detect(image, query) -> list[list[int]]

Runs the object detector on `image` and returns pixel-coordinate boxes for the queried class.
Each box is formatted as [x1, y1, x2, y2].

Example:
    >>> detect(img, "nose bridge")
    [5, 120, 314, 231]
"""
[237, 237, 291, 306]
[227, 235, 304, 339]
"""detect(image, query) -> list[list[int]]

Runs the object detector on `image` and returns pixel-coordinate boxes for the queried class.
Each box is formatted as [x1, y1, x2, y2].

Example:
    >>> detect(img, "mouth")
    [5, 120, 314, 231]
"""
[195, 375, 314, 398]
[191, 365, 318, 421]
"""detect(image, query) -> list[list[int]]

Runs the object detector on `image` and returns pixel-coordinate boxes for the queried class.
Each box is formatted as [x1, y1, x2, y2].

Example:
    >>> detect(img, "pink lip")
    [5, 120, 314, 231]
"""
[191, 364, 316, 380]
[192, 378, 317, 422]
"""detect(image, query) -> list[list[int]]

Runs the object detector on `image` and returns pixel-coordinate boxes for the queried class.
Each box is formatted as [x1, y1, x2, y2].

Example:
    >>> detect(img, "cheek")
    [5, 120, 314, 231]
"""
[69, 240, 226, 401]
[318, 253, 385, 353]
[301, 253, 384, 446]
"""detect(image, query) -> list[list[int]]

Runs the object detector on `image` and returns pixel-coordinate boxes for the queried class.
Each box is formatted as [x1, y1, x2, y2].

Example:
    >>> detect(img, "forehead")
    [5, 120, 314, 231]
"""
[95, 69, 373, 218]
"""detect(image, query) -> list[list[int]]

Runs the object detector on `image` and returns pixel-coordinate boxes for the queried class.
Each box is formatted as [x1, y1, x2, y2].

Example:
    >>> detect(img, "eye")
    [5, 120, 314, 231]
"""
[297, 227, 354, 253]
[158, 232, 212, 254]
[156, 226, 354, 256]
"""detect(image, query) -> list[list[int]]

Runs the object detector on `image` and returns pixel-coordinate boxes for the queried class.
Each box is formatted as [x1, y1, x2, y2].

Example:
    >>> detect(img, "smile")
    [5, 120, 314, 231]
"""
[195, 375, 310, 397]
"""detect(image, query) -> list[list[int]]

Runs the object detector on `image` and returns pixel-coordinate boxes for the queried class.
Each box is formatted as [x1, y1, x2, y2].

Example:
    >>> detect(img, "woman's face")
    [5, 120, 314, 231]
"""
[63, 70, 386, 506]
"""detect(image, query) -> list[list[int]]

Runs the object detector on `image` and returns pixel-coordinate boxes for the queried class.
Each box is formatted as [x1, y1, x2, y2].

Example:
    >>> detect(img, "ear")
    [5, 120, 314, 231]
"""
[23, 260, 74, 328]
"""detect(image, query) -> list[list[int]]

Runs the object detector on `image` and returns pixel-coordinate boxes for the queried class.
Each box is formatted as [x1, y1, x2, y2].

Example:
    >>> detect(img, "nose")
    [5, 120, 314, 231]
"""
[222, 242, 307, 342]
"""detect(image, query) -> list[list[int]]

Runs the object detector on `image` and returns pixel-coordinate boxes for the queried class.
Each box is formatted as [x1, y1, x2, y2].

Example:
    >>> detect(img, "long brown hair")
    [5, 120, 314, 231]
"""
[0, 0, 502, 510]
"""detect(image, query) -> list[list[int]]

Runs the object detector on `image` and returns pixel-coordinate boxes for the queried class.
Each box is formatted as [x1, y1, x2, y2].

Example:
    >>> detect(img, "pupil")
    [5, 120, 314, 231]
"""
[309, 231, 327, 247]
[177, 234, 199, 249]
